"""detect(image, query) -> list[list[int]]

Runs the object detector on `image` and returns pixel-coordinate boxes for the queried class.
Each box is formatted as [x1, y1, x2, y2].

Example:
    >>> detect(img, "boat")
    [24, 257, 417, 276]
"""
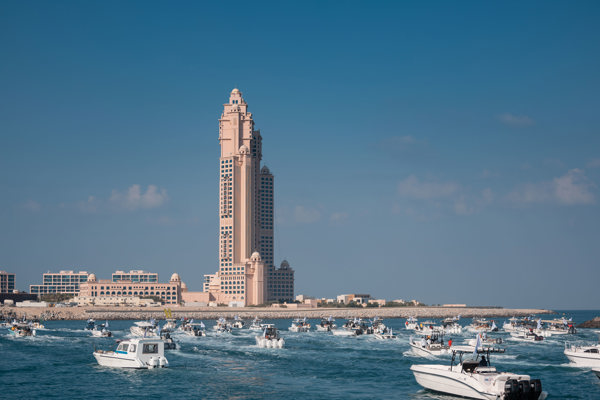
[213, 317, 232, 333]
[368, 317, 389, 335]
[467, 318, 499, 333]
[405, 316, 419, 330]
[232, 315, 245, 329]
[465, 333, 502, 347]
[316, 317, 336, 332]
[289, 317, 311, 332]
[29, 320, 45, 330]
[8, 323, 36, 337]
[130, 320, 159, 337]
[441, 316, 463, 334]
[374, 328, 396, 340]
[510, 329, 544, 342]
[93, 338, 169, 369]
[181, 321, 207, 337]
[593, 368, 600, 379]
[85, 318, 96, 331]
[564, 340, 600, 367]
[255, 324, 284, 348]
[91, 321, 112, 337]
[411, 347, 547, 400]
[541, 318, 576, 335]
[249, 317, 263, 331]
[160, 330, 178, 350]
[162, 309, 177, 330]
[409, 332, 452, 357]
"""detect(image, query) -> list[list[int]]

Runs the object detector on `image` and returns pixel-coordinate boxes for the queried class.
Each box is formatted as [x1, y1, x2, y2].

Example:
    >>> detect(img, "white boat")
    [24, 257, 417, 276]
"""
[510, 329, 544, 342]
[374, 328, 396, 340]
[93, 338, 169, 369]
[316, 317, 336, 332]
[85, 318, 96, 331]
[564, 341, 600, 367]
[163, 318, 178, 331]
[409, 334, 452, 357]
[332, 328, 357, 337]
[160, 331, 178, 350]
[91, 321, 112, 337]
[405, 316, 418, 330]
[441, 316, 463, 334]
[8, 323, 36, 337]
[255, 324, 284, 348]
[29, 320, 45, 330]
[289, 317, 311, 332]
[411, 347, 548, 400]
[232, 315, 245, 329]
[465, 334, 502, 347]
[213, 317, 232, 333]
[541, 318, 576, 335]
[341, 318, 368, 335]
[130, 321, 159, 337]
[467, 318, 499, 334]
[181, 322, 207, 337]
[249, 317, 263, 331]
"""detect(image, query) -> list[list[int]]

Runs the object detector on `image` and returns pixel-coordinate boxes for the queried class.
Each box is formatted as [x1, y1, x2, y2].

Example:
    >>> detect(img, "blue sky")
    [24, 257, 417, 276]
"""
[1, 1, 599, 309]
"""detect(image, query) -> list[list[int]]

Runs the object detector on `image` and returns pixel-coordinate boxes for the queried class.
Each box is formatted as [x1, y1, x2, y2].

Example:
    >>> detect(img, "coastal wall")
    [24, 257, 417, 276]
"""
[1, 305, 554, 321]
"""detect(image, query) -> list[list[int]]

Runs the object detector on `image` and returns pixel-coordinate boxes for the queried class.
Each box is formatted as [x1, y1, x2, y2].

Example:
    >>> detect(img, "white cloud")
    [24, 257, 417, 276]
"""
[497, 113, 535, 127]
[507, 169, 595, 206]
[293, 205, 321, 224]
[22, 200, 41, 212]
[109, 184, 168, 210]
[397, 175, 459, 199]
[78, 196, 100, 213]
[330, 212, 348, 223]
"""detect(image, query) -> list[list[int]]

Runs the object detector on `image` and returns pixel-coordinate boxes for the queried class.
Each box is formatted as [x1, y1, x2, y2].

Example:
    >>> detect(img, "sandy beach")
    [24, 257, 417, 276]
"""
[2, 305, 554, 321]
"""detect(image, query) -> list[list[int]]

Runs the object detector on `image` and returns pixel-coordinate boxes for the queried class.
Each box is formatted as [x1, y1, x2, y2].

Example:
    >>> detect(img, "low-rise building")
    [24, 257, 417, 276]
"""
[112, 270, 158, 283]
[30, 270, 90, 296]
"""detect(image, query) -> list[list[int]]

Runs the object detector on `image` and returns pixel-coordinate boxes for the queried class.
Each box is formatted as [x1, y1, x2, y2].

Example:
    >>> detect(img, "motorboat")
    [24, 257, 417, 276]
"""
[414, 320, 438, 333]
[8, 323, 36, 337]
[564, 341, 600, 367]
[374, 328, 396, 340]
[316, 317, 336, 332]
[249, 317, 263, 331]
[502, 316, 537, 332]
[29, 320, 45, 330]
[411, 347, 548, 400]
[91, 321, 112, 337]
[341, 318, 368, 335]
[93, 338, 168, 369]
[441, 316, 463, 334]
[181, 321, 207, 337]
[467, 318, 498, 333]
[368, 317, 389, 335]
[510, 329, 544, 342]
[409, 333, 452, 357]
[255, 324, 284, 348]
[405, 316, 419, 330]
[160, 331, 178, 350]
[85, 318, 96, 331]
[130, 320, 159, 337]
[232, 315, 245, 329]
[163, 319, 178, 331]
[465, 333, 502, 347]
[541, 318, 576, 335]
[213, 317, 232, 333]
[289, 317, 311, 332]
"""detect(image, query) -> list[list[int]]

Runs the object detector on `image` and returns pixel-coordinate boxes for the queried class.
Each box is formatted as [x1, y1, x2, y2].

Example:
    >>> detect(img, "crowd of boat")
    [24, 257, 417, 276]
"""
[3, 312, 599, 399]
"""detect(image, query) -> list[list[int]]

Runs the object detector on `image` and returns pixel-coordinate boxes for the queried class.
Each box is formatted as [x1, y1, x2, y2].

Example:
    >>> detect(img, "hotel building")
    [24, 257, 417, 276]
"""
[1, 271, 15, 293]
[112, 270, 158, 283]
[201, 89, 294, 306]
[30, 270, 90, 296]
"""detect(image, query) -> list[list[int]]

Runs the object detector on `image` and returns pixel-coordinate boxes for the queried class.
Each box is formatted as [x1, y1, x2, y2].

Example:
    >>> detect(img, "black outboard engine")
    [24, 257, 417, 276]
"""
[504, 379, 519, 400]
[518, 380, 531, 399]
[529, 379, 542, 400]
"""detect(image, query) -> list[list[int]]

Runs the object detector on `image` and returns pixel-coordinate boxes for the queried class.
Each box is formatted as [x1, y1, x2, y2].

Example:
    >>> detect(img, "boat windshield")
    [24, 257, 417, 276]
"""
[143, 343, 159, 354]
[129, 344, 136, 353]
[117, 343, 129, 352]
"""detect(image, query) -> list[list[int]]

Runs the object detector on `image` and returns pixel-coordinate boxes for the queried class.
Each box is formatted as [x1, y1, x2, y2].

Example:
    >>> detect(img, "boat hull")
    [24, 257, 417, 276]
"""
[255, 337, 284, 348]
[410, 365, 498, 400]
[409, 342, 451, 357]
[564, 349, 600, 367]
[94, 353, 146, 369]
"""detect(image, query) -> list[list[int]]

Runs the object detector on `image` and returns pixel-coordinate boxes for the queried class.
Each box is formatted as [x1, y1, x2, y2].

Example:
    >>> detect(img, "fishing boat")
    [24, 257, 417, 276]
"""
[85, 318, 96, 331]
[255, 324, 284, 348]
[405, 316, 419, 330]
[8, 323, 36, 337]
[91, 321, 112, 337]
[213, 317, 232, 333]
[232, 315, 245, 329]
[374, 328, 396, 340]
[130, 320, 159, 337]
[465, 333, 502, 347]
[160, 330, 178, 350]
[411, 347, 548, 400]
[93, 338, 169, 369]
[289, 317, 311, 332]
[181, 321, 207, 337]
[542, 318, 576, 335]
[316, 317, 336, 332]
[564, 340, 600, 367]
[249, 317, 263, 331]
[467, 318, 498, 333]
[510, 329, 544, 342]
[441, 316, 463, 334]
[409, 332, 452, 357]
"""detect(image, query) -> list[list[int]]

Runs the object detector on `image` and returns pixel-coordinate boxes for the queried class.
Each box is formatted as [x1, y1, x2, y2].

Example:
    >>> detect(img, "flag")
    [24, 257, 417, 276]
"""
[537, 319, 542, 330]
[200, 322, 205, 329]
[473, 334, 481, 358]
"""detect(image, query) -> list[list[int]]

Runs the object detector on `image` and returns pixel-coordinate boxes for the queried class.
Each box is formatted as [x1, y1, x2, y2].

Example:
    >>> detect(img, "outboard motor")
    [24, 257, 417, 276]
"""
[529, 379, 542, 400]
[504, 379, 519, 400]
[518, 380, 531, 399]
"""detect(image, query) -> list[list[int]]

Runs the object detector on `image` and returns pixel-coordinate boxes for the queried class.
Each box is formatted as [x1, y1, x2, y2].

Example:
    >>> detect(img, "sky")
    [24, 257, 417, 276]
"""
[1, 1, 599, 309]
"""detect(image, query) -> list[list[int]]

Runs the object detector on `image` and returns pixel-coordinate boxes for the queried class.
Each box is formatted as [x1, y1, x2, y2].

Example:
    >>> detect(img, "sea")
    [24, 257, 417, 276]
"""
[1, 310, 599, 399]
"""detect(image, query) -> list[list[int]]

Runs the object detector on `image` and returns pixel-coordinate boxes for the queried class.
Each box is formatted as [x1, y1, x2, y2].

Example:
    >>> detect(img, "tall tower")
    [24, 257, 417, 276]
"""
[204, 89, 294, 306]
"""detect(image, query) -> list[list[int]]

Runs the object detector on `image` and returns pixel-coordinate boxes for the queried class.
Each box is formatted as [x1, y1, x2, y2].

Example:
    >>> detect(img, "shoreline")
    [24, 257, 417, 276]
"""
[2, 306, 554, 321]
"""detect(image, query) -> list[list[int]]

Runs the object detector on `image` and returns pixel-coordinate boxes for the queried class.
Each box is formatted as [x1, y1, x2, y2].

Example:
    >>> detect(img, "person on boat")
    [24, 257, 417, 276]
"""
[420, 337, 427, 348]
[448, 339, 452, 347]
[479, 355, 488, 367]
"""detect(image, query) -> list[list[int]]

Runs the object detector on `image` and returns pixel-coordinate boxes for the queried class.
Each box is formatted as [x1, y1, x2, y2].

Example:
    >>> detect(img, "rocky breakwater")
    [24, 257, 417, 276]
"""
[578, 316, 600, 328]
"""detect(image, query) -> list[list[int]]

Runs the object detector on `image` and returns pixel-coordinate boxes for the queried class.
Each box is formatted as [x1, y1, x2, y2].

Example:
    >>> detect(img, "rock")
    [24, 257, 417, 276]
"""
[578, 317, 600, 328]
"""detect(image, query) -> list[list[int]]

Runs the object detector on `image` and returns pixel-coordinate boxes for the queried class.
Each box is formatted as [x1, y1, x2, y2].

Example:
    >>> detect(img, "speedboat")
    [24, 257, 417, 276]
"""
[289, 317, 311, 332]
[441, 316, 463, 334]
[130, 321, 159, 337]
[181, 321, 207, 337]
[542, 318, 576, 335]
[368, 317, 389, 335]
[510, 329, 544, 342]
[29, 320, 45, 330]
[249, 317, 263, 331]
[374, 328, 396, 340]
[232, 315, 245, 329]
[411, 347, 548, 400]
[409, 333, 452, 357]
[255, 324, 284, 348]
[85, 318, 96, 331]
[467, 318, 499, 333]
[163, 318, 178, 331]
[91, 321, 112, 337]
[93, 338, 169, 369]
[160, 330, 178, 350]
[564, 341, 600, 367]
[465, 333, 502, 347]
[316, 317, 336, 332]
[405, 316, 419, 330]
[213, 317, 232, 333]
[8, 323, 36, 337]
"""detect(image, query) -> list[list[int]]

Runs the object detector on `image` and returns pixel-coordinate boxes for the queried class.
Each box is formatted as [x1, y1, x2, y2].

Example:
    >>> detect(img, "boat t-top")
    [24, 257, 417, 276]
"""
[289, 317, 311, 332]
[93, 338, 169, 369]
[256, 324, 285, 348]
[411, 347, 548, 399]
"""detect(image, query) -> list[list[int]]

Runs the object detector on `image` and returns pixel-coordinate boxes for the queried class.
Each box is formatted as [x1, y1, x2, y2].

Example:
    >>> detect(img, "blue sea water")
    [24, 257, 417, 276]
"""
[1, 310, 599, 399]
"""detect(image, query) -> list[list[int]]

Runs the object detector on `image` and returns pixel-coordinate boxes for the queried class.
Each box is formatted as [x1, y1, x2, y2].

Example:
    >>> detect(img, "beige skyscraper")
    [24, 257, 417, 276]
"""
[203, 89, 294, 306]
